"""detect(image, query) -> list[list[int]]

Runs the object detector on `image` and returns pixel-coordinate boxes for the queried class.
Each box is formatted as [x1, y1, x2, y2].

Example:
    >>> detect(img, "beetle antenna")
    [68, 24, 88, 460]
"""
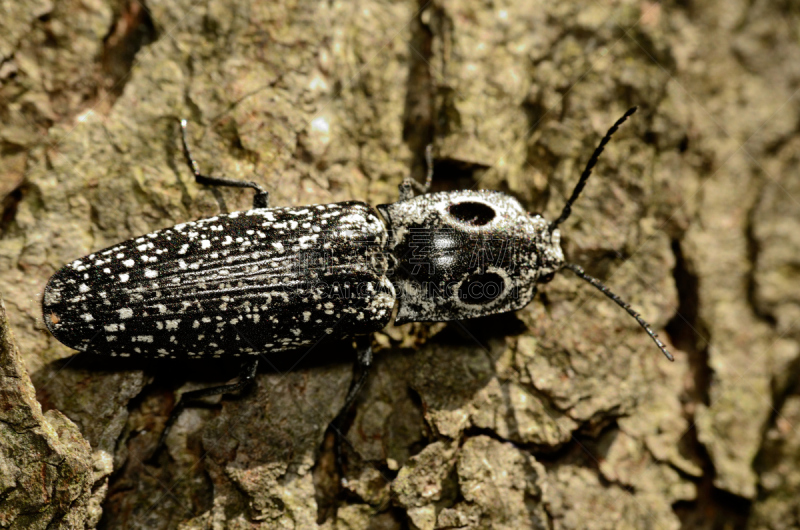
[563, 262, 674, 361]
[549, 107, 638, 232]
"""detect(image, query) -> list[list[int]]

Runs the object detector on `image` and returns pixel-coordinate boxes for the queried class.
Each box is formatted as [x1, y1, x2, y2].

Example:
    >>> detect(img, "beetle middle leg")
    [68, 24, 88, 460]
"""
[326, 336, 373, 471]
[179, 119, 270, 209]
[332, 336, 374, 432]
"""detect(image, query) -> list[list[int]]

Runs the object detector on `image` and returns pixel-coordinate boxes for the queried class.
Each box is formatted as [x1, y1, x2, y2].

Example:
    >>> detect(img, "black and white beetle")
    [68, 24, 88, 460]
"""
[42, 107, 673, 450]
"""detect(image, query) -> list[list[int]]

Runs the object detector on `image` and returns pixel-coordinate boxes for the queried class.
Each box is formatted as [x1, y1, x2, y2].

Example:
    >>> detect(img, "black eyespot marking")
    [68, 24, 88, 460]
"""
[448, 201, 496, 226]
[538, 272, 555, 284]
[458, 272, 505, 305]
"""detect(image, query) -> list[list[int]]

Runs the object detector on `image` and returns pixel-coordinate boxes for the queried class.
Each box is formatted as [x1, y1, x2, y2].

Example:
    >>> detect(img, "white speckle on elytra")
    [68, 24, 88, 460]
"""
[123, 259, 135, 267]
[201, 240, 211, 249]
[79, 284, 90, 293]
[165, 320, 180, 330]
[104, 324, 119, 332]
[81, 313, 93, 321]
[145, 269, 158, 278]
[118, 308, 133, 319]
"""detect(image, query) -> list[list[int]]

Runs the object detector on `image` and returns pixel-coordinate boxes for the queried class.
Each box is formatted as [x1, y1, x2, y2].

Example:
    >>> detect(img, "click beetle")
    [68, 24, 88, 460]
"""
[42, 106, 673, 450]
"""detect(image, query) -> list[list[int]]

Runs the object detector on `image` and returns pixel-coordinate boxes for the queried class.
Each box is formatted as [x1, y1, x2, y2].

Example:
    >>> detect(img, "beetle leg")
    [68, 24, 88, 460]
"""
[421, 144, 434, 193]
[327, 337, 373, 472]
[332, 338, 373, 432]
[398, 144, 434, 201]
[179, 119, 270, 209]
[150, 358, 259, 459]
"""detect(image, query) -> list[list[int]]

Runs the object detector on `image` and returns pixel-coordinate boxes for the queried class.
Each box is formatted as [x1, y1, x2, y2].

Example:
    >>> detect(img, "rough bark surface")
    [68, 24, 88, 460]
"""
[0, 0, 798, 528]
[0, 297, 104, 528]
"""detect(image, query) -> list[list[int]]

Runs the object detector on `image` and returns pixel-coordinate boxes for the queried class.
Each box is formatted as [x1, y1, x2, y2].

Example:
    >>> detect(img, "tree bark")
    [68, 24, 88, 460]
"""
[1, 0, 798, 528]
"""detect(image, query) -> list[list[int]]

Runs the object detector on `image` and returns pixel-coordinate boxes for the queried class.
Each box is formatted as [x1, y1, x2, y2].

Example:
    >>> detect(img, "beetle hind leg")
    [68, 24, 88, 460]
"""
[150, 359, 259, 459]
[179, 119, 270, 209]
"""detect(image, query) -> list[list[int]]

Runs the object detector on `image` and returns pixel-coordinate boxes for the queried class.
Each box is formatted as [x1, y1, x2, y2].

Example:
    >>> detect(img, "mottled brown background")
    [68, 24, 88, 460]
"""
[1, 0, 799, 528]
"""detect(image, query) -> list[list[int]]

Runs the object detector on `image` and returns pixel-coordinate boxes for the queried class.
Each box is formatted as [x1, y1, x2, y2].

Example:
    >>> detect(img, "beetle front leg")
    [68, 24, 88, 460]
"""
[398, 144, 434, 201]
[179, 119, 270, 209]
